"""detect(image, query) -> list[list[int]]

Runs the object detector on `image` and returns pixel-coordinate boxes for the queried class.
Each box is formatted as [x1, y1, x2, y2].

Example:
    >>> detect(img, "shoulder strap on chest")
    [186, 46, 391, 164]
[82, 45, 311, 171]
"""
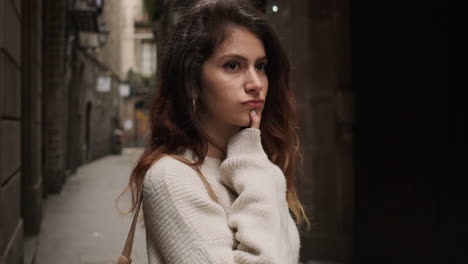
[167, 154, 219, 204]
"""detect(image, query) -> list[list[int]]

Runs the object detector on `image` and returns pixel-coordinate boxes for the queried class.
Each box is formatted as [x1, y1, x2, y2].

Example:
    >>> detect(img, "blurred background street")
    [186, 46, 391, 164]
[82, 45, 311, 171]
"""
[32, 148, 147, 264]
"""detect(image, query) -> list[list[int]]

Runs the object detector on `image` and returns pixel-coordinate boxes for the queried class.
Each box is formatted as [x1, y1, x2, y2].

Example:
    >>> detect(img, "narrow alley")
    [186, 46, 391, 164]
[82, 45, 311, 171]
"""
[33, 149, 147, 264]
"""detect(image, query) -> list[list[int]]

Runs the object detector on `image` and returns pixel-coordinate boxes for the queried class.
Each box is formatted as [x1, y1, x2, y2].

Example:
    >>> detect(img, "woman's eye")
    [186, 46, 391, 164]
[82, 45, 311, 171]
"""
[256, 63, 267, 71]
[223, 62, 239, 71]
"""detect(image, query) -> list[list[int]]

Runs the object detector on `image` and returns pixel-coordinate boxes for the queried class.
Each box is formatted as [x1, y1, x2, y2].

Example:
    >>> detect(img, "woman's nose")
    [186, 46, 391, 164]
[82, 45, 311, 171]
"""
[244, 67, 263, 93]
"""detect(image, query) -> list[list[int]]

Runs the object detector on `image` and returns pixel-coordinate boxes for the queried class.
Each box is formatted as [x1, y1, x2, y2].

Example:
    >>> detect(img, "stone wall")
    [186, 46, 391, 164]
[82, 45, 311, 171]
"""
[78, 53, 121, 161]
[0, 0, 24, 263]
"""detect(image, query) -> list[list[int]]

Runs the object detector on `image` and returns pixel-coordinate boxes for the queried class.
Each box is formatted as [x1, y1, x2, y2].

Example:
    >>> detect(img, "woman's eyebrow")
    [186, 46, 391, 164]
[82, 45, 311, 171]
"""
[217, 54, 267, 62]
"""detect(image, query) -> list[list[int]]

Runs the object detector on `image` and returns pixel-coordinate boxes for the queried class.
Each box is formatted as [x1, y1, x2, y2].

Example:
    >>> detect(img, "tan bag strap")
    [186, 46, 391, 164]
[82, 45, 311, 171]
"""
[117, 155, 218, 263]
[170, 154, 219, 203]
[117, 191, 142, 264]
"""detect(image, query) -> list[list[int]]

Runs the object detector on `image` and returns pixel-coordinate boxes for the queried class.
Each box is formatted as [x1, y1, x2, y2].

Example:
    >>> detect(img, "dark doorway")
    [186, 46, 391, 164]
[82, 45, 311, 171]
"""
[85, 102, 92, 161]
[352, 2, 452, 264]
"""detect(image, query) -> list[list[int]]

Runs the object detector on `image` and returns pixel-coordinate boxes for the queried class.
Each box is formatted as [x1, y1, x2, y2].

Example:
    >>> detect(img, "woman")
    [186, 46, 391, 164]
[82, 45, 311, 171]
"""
[121, 0, 310, 263]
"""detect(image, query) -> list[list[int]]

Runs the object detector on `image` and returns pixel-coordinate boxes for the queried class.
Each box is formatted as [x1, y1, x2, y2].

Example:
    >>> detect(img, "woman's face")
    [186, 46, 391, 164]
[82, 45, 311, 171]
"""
[199, 25, 268, 128]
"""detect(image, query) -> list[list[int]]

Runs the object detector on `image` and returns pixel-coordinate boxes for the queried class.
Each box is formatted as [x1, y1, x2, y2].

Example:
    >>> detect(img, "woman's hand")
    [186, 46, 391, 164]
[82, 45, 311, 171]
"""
[249, 110, 261, 129]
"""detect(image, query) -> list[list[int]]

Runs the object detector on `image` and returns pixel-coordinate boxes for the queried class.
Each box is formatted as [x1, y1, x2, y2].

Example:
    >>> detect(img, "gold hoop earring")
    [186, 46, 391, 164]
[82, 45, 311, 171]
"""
[192, 99, 197, 113]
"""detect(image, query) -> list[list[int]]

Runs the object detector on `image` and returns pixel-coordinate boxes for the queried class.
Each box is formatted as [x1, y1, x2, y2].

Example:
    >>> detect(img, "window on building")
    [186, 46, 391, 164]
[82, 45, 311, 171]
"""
[140, 40, 156, 76]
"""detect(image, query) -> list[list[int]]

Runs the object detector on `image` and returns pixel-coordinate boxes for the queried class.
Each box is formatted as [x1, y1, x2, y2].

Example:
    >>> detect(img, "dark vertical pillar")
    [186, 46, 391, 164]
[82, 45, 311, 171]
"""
[352, 1, 450, 263]
[21, 0, 44, 235]
[85, 101, 92, 161]
[67, 48, 84, 173]
[42, 0, 68, 193]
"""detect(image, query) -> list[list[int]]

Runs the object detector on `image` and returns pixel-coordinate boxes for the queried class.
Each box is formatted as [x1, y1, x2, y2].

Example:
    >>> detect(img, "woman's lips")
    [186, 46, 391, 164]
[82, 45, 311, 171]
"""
[242, 99, 264, 108]
[244, 102, 263, 108]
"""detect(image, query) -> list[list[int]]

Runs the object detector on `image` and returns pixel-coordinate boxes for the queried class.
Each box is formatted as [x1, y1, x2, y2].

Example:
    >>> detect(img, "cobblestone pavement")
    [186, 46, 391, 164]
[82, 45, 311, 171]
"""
[35, 148, 147, 264]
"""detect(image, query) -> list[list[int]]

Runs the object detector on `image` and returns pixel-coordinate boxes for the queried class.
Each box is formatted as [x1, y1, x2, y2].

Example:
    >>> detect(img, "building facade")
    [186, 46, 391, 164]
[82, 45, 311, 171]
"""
[0, 0, 24, 262]
[1, 0, 125, 262]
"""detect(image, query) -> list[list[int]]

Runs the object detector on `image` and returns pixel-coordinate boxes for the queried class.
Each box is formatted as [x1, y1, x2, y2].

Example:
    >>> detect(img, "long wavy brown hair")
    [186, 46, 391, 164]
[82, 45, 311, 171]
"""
[118, 0, 310, 230]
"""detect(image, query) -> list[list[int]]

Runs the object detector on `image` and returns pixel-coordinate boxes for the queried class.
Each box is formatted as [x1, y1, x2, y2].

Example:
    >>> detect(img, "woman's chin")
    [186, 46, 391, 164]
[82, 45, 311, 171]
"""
[225, 116, 251, 129]
[240, 118, 251, 128]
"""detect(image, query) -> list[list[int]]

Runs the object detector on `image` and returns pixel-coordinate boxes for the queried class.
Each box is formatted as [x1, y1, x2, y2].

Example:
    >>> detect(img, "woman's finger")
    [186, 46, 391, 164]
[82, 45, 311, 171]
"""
[249, 109, 260, 129]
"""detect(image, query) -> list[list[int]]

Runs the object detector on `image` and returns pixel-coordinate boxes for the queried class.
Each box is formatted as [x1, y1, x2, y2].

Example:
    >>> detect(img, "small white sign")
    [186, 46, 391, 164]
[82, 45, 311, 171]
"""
[119, 84, 130, 97]
[97, 76, 111, 92]
[123, 120, 133, 131]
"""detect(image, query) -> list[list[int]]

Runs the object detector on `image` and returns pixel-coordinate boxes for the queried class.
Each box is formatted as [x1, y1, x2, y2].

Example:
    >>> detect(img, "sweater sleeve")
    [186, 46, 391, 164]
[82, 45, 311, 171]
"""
[142, 129, 299, 264]
[220, 128, 295, 264]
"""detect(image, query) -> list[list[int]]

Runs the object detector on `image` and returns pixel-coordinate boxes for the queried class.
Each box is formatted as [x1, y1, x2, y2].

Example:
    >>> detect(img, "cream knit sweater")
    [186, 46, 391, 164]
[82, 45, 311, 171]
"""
[142, 128, 301, 263]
